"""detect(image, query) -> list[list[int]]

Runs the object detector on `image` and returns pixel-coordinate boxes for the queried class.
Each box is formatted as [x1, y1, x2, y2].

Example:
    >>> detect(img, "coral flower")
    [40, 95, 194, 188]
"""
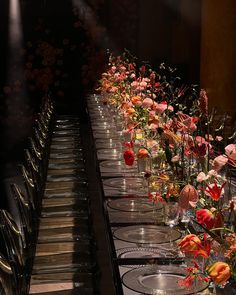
[137, 148, 149, 159]
[207, 262, 231, 285]
[123, 149, 135, 166]
[179, 234, 201, 253]
[131, 96, 142, 106]
[205, 181, 226, 201]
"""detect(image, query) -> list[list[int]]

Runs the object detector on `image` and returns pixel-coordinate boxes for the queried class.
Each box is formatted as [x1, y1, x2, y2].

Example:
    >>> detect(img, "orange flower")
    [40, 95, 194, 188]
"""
[179, 234, 211, 258]
[137, 148, 149, 159]
[207, 262, 231, 285]
[179, 234, 201, 253]
[131, 96, 141, 105]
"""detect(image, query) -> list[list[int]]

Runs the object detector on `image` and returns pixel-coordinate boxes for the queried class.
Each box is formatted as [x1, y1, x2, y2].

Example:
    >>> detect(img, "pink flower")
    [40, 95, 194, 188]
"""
[171, 155, 180, 162]
[216, 136, 223, 142]
[212, 155, 228, 171]
[149, 123, 158, 131]
[155, 102, 167, 114]
[142, 97, 154, 108]
[195, 136, 206, 144]
[197, 172, 208, 182]
[225, 144, 236, 160]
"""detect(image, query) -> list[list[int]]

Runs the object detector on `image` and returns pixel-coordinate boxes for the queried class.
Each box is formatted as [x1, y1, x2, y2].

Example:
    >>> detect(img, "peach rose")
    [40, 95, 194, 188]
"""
[207, 262, 231, 285]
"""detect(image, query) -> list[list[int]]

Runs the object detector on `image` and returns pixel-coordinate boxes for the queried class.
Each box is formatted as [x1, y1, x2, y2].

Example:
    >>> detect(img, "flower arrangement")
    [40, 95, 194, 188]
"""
[97, 51, 236, 289]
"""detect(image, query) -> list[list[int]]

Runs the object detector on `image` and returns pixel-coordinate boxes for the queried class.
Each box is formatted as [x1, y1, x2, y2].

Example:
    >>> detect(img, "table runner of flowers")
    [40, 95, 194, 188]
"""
[96, 51, 236, 289]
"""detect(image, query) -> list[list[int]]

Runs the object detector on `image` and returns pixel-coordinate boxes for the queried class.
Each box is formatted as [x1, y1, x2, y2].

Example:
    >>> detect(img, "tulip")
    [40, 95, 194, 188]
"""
[225, 144, 236, 160]
[123, 149, 135, 166]
[212, 155, 228, 171]
[205, 181, 225, 201]
[196, 208, 223, 230]
[207, 262, 231, 285]
[178, 184, 199, 210]
[178, 234, 201, 253]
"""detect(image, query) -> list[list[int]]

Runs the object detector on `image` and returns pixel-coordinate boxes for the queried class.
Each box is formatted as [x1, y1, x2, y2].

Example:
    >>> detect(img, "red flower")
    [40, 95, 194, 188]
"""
[196, 209, 223, 230]
[196, 209, 214, 229]
[205, 181, 226, 201]
[123, 149, 135, 166]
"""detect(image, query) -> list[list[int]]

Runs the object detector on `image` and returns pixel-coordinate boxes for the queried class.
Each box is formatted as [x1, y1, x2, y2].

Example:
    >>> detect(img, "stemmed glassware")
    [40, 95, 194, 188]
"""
[164, 202, 180, 250]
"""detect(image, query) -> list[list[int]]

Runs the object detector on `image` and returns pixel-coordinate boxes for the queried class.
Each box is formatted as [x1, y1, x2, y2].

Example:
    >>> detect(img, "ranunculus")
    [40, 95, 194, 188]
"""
[207, 262, 231, 285]
[137, 148, 149, 159]
[142, 97, 154, 108]
[178, 184, 199, 209]
[212, 155, 228, 171]
[123, 149, 135, 166]
[225, 144, 236, 160]
[178, 234, 201, 253]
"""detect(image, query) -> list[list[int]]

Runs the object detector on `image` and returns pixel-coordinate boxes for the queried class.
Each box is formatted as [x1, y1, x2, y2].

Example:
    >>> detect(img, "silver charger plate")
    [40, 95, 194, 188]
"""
[97, 149, 123, 160]
[117, 247, 180, 259]
[122, 265, 209, 295]
[100, 160, 137, 172]
[107, 198, 162, 212]
[103, 178, 143, 189]
[113, 225, 182, 244]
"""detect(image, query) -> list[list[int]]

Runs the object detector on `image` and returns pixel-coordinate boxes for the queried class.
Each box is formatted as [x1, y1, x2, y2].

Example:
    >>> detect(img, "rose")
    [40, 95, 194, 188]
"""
[178, 234, 201, 253]
[207, 262, 231, 285]
[123, 149, 135, 166]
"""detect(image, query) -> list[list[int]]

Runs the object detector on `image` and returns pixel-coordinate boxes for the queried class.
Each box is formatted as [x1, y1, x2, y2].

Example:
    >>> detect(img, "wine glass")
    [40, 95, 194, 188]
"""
[164, 202, 179, 250]
[137, 157, 152, 193]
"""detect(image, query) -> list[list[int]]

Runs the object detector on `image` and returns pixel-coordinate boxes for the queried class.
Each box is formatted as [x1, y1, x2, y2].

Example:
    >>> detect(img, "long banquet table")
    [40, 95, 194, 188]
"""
[86, 94, 232, 295]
